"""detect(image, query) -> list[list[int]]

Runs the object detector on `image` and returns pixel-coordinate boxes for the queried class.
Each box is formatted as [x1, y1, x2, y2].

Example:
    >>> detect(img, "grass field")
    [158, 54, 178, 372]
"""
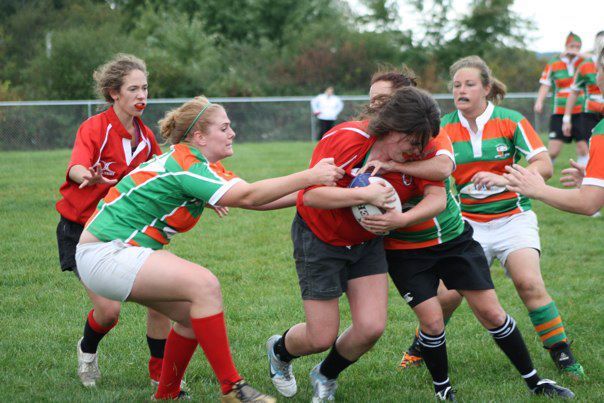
[0, 141, 602, 402]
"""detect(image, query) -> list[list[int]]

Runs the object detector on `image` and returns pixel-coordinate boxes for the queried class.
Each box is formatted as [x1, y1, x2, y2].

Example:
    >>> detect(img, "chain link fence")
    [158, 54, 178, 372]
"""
[0, 94, 550, 151]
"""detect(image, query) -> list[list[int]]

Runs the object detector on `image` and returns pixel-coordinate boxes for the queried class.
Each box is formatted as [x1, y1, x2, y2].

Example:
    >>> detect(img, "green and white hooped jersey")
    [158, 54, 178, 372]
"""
[442, 103, 547, 222]
[85, 144, 241, 249]
[385, 177, 465, 249]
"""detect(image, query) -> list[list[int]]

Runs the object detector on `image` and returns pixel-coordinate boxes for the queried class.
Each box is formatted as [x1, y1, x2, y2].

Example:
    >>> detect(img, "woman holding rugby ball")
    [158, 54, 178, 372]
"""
[265, 87, 443, 402]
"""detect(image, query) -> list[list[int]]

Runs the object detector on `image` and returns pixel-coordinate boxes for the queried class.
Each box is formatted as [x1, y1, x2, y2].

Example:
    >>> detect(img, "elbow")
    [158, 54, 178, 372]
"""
[581, 203, 601, 216]
[438, 164, 454, 181]
[431, 159, 454, 181]
[302, 193, 319, 208]
[542, 165, 554, 181]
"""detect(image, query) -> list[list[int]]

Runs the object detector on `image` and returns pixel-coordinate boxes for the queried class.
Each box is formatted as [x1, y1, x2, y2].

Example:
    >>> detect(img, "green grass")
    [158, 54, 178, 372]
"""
[0, 141, 602, 402]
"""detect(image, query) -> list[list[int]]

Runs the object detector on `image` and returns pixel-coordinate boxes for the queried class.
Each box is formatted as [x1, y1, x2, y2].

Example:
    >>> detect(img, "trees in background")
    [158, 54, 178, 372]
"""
[0, 0, 545, 100]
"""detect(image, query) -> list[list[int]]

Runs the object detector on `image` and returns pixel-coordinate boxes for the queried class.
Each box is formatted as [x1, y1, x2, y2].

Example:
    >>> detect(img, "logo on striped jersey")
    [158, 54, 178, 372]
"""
[495, 144, 510, 159]
[460, 183, 506, 199]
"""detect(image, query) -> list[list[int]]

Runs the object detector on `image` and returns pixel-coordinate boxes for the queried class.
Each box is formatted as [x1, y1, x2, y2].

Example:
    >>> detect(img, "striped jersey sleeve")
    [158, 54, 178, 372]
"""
[583, 119, 604, 188]
[571, 59, 603, 114]
[180, 160, 241, 205]
[512, 115, 547, 160]
[539, 62, 552, 86]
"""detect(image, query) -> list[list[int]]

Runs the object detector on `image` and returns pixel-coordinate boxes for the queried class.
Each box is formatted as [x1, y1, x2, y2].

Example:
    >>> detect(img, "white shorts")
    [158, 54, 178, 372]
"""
[75, 240, 154, 301]
[465, 210, 541, 268]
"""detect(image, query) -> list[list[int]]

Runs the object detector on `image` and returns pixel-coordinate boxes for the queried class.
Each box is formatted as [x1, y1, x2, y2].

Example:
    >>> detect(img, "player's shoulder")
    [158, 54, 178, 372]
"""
[321, 120, 372, 143]
[76, 109, 110, 138]
[491, 105, 525, 123]
[440, 111, 459, 127]
[547, 54, 562, 65]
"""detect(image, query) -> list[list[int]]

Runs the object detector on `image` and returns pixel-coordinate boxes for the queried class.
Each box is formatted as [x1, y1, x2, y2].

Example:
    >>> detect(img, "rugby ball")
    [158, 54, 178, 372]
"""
[349, 173, 402, 235]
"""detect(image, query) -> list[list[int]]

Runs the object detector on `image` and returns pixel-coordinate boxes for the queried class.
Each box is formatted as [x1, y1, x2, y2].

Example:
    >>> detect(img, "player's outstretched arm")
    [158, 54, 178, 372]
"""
[505, 164, 604, 215]
[360, 155, 453, 181]
[218, 158, 344, 208]
[303, 181, 395, 210]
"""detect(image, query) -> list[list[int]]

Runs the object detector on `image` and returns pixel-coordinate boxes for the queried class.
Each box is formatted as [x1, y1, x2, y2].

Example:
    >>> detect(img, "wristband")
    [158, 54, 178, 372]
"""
[562, 115, 571, 123]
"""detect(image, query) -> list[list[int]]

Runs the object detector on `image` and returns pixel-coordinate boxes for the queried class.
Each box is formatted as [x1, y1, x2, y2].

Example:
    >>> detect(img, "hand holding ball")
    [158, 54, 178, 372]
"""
[349, 172, 402, 235]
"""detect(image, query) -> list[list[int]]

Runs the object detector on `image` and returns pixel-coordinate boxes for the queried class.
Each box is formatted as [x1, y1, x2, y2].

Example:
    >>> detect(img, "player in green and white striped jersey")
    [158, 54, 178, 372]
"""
[76, 97, 343, 402]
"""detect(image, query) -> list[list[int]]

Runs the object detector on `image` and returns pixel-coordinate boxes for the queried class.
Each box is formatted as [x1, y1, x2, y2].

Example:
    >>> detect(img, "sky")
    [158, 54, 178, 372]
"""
[510, 0, 602, 53]
[373, 0, 603, 53]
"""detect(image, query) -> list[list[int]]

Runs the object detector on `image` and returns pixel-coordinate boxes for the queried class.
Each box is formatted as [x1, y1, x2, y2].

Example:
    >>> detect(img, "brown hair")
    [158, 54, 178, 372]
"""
[158, 96, 224, 145]
[370, 64, 418, 89]
[93, 54, 147, 103]
[449, 55, 507, 104]
[367, 87, 441, 151]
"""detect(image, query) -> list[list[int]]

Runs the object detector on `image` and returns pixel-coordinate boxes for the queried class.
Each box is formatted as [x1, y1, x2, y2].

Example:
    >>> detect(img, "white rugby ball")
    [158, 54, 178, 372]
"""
[349, 173, 402, 235]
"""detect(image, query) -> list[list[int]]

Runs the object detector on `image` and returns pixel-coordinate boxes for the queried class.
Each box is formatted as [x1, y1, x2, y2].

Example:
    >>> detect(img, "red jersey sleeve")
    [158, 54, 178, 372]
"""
[416, 177, 445, 192]
[66, 120, 100, 180]
[431, 130, 455, 166]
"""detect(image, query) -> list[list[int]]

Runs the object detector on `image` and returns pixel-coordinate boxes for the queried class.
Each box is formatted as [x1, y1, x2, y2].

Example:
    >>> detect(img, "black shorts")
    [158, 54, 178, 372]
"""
[291, 214, 388, 300]
[548, 114, 589, 143]
[386, 223, 494, 308]
[577, 113, 602, 140]
[56, 215, 84, 273]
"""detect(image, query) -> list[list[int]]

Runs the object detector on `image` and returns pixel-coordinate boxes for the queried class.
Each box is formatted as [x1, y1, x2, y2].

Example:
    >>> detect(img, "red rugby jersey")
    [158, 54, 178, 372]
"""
[56, 106, 162, 225]
[297, 121, 378, 246]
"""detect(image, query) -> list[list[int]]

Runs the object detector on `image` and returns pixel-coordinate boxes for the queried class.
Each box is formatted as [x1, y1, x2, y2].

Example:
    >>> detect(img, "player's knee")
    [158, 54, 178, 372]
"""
[420, 318, 445, 335]
[94, 301, 121, 324]
[188, 268, 222, 302]
[516, 279, 546, 300]
[479, 307, 507, 328]
[356, 319, 386, 345]
[308, 331, 337, 353]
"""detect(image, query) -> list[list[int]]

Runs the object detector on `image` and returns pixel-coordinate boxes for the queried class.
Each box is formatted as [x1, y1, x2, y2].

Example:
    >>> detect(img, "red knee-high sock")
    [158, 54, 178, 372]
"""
[190, 312, 242, 394]
[149, 356, 163, 383]
[154, 329, 197, 399]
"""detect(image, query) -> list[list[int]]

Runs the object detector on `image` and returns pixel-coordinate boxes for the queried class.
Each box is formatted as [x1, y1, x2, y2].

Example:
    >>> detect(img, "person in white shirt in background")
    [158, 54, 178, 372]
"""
[311, 86, 344, 140]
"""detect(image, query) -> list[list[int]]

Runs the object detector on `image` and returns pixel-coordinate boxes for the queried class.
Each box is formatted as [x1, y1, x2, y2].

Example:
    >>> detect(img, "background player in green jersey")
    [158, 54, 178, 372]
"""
[75, 96, 343, 402]
[535, 32, 588, 165]
[506, 46, 604, 216]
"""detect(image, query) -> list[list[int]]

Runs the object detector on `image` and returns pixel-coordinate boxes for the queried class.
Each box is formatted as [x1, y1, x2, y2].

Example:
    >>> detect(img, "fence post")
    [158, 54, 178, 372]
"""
[87, 101, 92, 118]
[309, 102, 315, 142]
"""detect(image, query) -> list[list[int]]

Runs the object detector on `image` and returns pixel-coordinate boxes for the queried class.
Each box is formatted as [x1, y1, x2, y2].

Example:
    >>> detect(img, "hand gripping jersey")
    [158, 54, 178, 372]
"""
[441, 102, 547, 222]
[384, 132, 464, 250]
[56, 106, 162, 224]
[583, 119, 604, 188]
[85, 144, 241, 249]
[539, 54, 585, 115]
[571, 56, 604, 115]
[297, 121, 379, 246]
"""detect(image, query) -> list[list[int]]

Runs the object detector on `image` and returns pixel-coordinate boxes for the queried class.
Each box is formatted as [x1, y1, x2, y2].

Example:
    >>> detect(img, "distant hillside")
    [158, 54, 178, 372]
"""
[536, 51, 557, 60]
